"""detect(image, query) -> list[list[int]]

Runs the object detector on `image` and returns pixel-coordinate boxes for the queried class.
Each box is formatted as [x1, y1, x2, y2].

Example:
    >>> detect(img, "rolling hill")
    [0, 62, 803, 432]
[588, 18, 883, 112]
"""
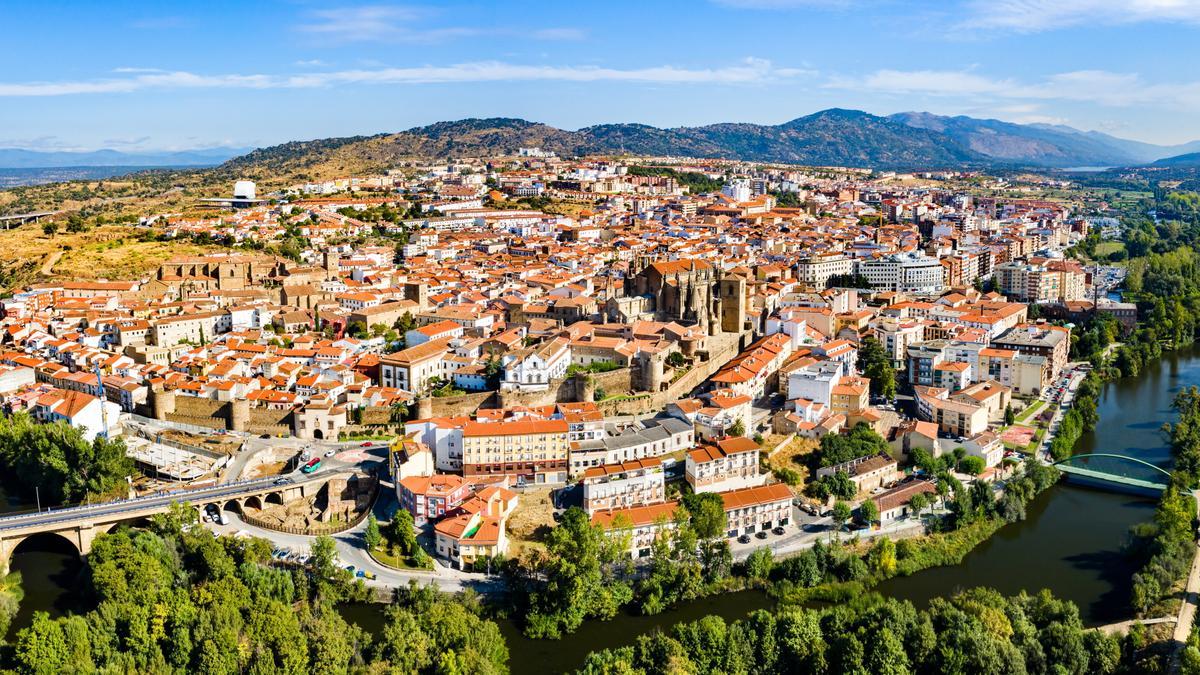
[1152, 151, 1200, 168]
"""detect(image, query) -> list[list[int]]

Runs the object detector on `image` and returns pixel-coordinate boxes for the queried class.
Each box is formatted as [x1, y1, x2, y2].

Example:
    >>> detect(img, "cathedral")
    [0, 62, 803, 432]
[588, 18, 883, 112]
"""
[617, 257, 748, 335]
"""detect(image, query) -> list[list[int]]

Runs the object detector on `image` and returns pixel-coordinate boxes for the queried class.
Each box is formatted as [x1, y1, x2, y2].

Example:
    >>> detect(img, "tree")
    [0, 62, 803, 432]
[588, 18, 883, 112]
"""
[512, 507, 633, 638]
[857, 336, 897, 400]
[395, 312, 417, 336]
[388, 402, 409, 424]
[41, 221, 57, 236]
[728, 419, 747, 438]
[0, 566, 24, 639]
[15, 611, 68, 674]
[868, 537, 897, 577]
[310, 535, 338, 580]
[483, 355, 504, 390]
[816, 471, 857, 500]
[826, 273, 874, 289]
[908, 493, 929, 519]
[817, 423, 890, 467]
[682, 492, 727, 541]
[364, 514, 382, 551]
[386, 508, 418, 557]
[831, 501, 852, 532]
[346, 321, 368, 339]
[0, 412, 135, 504]
[744, 547, 774, 582]
[958, 455, 986, 476]
[859, 498, 879, 526]
[1004, 404, 1016, 426]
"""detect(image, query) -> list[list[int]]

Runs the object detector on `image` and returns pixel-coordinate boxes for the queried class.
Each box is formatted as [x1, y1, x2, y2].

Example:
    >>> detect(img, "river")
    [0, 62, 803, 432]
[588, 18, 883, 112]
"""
[7, 347, 1198, 672]
[872, 345, 1188, 623]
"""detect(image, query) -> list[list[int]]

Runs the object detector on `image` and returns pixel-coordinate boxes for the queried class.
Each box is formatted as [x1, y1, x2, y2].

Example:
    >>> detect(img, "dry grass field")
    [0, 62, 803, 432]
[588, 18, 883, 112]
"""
[0, 224, 226, 288]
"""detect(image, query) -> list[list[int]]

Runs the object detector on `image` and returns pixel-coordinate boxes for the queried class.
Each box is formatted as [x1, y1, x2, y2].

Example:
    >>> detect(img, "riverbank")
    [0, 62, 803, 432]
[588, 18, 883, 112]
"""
[498, 347, 1195, 673]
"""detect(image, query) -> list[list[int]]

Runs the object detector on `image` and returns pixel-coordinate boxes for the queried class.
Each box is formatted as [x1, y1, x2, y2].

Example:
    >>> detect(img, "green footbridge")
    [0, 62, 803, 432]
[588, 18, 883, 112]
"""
[1049, 454, 1171, 494]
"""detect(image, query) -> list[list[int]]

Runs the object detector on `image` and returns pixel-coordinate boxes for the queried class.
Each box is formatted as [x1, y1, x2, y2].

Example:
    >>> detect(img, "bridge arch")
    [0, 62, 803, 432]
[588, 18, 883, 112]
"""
[105, 516, 153, 534]
[265, 492, 284, 506]
[223, 499, 243, 515]
[0, 530, 83, 570]
[1051, 453, 1173, 479]
[244, 495, 264, 511]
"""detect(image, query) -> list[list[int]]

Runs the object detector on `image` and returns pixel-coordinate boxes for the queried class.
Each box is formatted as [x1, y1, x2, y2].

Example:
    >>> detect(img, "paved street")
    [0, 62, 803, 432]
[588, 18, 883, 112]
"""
[207, 497, 496, 594]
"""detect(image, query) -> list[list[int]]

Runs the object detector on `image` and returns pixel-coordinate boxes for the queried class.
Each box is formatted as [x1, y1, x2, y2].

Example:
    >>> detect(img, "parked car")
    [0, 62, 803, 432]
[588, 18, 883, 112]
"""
[737, 534, 751, 544]
[755, 531, 769, 540]
[772, 527, 786, 536]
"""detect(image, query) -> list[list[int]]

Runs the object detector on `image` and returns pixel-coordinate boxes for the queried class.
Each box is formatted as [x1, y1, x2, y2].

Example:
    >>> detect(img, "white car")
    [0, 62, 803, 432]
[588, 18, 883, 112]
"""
[325, 449, 337, 458]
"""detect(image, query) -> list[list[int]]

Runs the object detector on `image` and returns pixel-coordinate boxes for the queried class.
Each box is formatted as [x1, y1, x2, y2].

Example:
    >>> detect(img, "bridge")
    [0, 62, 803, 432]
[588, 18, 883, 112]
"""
[1051, 453, 1171, 495]
[0, 211, 59, 228]
[0, 470, 355, 567]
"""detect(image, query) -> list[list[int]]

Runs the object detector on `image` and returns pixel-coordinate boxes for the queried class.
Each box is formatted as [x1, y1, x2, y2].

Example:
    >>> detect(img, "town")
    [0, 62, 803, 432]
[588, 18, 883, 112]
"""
[0, 151, 1124, 583]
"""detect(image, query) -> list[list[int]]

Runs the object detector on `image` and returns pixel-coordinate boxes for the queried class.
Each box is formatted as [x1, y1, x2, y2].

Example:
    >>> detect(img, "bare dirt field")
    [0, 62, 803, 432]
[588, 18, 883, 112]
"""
[506, 487, 557, 556]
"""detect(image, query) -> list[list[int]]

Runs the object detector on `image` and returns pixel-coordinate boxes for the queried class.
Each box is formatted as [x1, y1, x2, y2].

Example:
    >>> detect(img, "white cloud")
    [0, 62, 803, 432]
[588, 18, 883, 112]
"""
[0, 58, 806, 97]
[962, 0, 1200, 32]
[831, 67, 1200, 110]
[297, 5, 431, 42]
[0, 135, 72, 150]
[295, 5, 586, 43]
[854, 69, 1017, 96]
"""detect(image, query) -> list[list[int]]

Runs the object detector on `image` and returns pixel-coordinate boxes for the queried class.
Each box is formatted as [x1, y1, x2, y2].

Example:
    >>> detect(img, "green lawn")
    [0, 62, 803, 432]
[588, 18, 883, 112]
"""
[1015, 400, 1047, 424]
[370, 545, 433, 571]
[1093, 241, 1126, 257]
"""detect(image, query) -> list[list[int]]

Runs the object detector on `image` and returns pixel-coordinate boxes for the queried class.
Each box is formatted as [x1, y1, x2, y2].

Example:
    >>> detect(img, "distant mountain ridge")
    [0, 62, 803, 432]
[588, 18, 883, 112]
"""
[1153, 151, 1200, 168]
[0, 147, 251, 169]
[217, 110, 1200, 176]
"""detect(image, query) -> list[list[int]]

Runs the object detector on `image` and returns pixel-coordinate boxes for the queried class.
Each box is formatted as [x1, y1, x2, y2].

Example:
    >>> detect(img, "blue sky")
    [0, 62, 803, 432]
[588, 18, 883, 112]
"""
[4, 0, 1200, 151]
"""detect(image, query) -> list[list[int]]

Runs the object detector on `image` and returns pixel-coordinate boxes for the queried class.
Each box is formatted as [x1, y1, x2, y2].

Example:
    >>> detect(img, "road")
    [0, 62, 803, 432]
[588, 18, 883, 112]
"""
[1170, 491, 1200, 671]
[207, 496, 496, 594]
[728, 507, 927, 561]
[0, 471, 339, 531]
[125, 415, 384, 482]
[1032, 363, 1089, 462]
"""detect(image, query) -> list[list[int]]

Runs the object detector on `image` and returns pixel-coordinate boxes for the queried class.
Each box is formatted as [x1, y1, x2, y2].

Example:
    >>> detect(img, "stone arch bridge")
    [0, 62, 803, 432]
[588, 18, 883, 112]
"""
[0, 471, 355, 567]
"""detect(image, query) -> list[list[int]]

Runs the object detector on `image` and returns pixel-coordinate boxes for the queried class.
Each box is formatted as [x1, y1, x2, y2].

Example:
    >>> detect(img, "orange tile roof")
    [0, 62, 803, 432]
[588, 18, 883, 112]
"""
[717, 483, 792, 511]
[591, 500, 680, 529]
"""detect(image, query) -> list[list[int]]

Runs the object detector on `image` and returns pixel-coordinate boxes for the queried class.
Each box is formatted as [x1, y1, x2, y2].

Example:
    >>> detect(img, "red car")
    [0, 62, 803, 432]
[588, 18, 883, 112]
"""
[360, 441, 373, 447]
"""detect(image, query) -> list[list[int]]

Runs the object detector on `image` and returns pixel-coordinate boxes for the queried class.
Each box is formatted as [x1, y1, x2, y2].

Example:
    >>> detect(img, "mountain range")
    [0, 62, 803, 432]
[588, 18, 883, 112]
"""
[219, 110, 1200, 175]
[0, 147, 250, 170]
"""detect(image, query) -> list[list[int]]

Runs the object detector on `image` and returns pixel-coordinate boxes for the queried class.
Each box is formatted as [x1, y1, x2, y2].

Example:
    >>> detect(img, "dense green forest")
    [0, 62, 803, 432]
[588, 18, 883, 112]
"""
[0, 413, 133, 505]
[3, 505, 508, 674]
[576, 589, 1121, 675]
